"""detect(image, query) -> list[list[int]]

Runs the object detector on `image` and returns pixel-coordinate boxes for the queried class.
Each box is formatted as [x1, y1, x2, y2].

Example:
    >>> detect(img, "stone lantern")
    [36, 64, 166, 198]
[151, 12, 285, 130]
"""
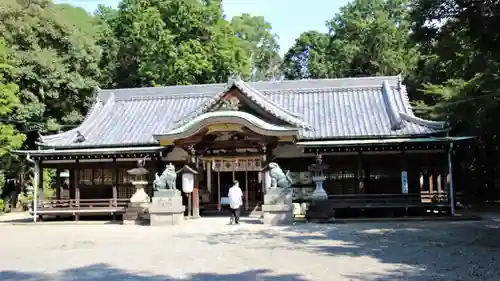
[309, 153, 329, 200]
[123, 161, 150, 225]
[306, 153, 335, 223]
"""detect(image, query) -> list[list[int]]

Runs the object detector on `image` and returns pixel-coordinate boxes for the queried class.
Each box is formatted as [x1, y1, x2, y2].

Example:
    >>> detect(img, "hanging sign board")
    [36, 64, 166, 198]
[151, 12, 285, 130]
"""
[182, 173, 194, 193]
[220, 197, 230, 205]
[401, 171, 409, 194]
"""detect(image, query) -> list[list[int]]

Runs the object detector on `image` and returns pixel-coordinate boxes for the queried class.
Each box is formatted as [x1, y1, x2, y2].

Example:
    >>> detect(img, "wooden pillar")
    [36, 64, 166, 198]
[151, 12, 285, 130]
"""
[429, 171, 434, 194]
[207, 160, 212, 195]
[56, 168, 61, 200]
[357, 152, 365, 194]
[192, 170, 200, 218]
[437, 172, 443, 198]
[192, 158, 202, 218]
[74, 160, 80, 221]
[32, 160, 40, 223]
[111, 158, 118, 221]
[112, 158, 117, 202]
[448, 142, 455, 216]
[38, 163, 44, 202]
[245, 169, 249, 210]
[217, 170, 221, 211]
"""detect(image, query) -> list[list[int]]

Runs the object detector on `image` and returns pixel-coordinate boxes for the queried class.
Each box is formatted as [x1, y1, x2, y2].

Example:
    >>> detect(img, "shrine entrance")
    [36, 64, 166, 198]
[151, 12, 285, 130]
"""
[152, 82, 307, 217]
[206, 157, 263, 211]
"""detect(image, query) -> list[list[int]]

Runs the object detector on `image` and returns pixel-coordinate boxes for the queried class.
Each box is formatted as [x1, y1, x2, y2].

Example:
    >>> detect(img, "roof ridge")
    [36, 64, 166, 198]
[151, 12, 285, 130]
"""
[260, 85, 387, 93]
[113, 92, 215, 101]
[249, 75, 400, 85]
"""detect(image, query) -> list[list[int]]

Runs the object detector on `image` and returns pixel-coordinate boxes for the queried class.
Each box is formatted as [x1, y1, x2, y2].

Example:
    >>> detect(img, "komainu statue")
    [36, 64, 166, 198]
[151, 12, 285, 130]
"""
[153, 163, 177, 191]
[268, 162, 293, 189]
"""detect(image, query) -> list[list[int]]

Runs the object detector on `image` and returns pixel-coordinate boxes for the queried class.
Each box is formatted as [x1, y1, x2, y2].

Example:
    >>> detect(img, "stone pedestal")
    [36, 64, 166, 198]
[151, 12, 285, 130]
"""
[307, 176, 335, 223]
[123, 202, 149, 225]
[262, 189, 294, 225]
[311, 176, 328, 200]
[123, 180, 150, 225]
[149, 189, 185, 226]
[306, 200, 335, 223]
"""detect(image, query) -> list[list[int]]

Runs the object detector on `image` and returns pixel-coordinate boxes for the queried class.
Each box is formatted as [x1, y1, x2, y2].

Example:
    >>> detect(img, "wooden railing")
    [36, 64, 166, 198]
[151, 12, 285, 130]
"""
[31, 199, 130, 217]
[294, 192, 464, 209]
[37, 198, 129, 209]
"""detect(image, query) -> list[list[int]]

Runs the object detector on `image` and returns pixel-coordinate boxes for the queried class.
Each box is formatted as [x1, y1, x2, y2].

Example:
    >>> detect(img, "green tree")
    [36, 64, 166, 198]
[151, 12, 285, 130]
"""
[0, 0, 102, 131]
[327, 0, 418, 77]
[230, 14, 281, 81]
[282, 0, 418, 80]
[410, 0, 500, 133]
[281, 31, 331, 80]
[409, 0, 500, 200]
[0, 39, 25, 200]
[109, 0, 251, 87]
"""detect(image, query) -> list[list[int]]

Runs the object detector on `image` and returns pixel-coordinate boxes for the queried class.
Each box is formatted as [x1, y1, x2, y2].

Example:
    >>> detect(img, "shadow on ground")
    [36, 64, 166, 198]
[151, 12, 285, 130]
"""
[0, 263, 307, 281]
[179, 220, 500, 281]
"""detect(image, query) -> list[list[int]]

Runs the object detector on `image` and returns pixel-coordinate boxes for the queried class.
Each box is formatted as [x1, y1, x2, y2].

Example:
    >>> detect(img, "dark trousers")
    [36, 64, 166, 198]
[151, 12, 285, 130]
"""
[230, 207, 240, 224]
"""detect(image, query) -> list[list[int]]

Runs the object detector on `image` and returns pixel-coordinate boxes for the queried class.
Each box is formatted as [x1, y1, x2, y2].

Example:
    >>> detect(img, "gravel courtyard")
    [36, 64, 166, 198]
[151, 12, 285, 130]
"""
[1, 215, 500, 281]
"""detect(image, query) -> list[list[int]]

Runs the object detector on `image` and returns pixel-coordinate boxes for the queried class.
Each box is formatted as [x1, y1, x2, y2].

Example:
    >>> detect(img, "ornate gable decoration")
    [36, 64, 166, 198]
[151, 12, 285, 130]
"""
[212, 93, 241, 111]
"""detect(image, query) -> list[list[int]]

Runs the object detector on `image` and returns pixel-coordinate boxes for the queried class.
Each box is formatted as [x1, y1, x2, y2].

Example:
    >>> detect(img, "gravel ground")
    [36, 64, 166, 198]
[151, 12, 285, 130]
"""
[0, 215, 500, 281]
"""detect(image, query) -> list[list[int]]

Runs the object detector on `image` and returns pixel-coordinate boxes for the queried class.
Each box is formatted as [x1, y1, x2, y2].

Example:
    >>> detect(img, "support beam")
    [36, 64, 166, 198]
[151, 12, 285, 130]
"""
[245, 170, 249, 210]
[357, 152, 365, 194]
[207, 160, 212, 194]
[33, 161, 40, 223]
[56, 168, 61, 200]
[448, 142, 455, 216]
[217, 171, 221, 211]
[192, 171, 200, 218]
[74, 160, 80, 222]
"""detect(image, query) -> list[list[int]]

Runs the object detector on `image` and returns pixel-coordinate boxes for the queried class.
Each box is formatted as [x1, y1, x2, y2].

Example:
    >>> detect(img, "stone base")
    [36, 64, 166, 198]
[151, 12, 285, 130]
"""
[262, 189, 294, 226]
[154, 189, 181, 198]
[150, 212, 184, 225]
[149, 190, 185, 226]
[306, 200, 336, 223]
[123, 202, 149, 225]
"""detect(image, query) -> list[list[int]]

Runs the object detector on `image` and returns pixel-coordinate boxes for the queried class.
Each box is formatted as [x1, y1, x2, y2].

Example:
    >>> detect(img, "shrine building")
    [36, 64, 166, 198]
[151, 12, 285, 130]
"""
[14, 75, 472, 221]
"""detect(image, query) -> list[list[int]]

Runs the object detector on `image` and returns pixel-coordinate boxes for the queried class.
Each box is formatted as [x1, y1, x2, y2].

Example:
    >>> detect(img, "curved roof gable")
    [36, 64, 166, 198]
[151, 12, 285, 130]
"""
[174, 77, 312, 130]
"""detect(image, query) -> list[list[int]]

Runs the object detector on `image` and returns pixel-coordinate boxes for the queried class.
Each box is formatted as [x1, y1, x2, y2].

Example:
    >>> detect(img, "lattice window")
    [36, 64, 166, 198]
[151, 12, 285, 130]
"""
[118, 185, 134, 199]
[118, 168, 132, 184]
[79, 169, 93, 185]
[103, 169, 114, 185]
[93, 169, 103, 185]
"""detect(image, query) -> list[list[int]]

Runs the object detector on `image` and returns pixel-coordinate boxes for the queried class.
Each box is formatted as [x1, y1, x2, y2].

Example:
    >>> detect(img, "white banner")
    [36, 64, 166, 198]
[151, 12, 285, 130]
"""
[401, 171, 408, 194]
[182, 173, 194, 193]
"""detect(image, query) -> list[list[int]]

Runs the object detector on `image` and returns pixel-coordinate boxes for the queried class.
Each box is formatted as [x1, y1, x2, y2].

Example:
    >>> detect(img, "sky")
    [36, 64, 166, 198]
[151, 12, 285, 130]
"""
[54, 0, 350, 55]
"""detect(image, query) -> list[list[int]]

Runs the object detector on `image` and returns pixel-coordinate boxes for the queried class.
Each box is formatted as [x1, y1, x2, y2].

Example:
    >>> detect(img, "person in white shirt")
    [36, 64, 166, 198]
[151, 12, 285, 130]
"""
[227, 180, 243, 225]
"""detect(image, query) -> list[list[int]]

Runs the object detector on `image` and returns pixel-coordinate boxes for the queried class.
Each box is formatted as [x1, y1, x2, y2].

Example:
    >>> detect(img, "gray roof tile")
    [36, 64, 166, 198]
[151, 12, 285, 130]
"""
[38, 76, 445, 148]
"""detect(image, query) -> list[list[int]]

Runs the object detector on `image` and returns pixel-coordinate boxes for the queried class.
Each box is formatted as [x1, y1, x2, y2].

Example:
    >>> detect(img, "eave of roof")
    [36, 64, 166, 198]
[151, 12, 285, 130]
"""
[155, 110, 300, 140]
[34, 75, 450, 148]
[12, 146, 168, 156]
[296, 136, 475, 147]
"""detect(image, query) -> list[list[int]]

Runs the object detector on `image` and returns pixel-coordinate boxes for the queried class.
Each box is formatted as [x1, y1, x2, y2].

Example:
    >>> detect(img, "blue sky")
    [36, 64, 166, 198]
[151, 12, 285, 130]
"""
[54, 0, 350, 55]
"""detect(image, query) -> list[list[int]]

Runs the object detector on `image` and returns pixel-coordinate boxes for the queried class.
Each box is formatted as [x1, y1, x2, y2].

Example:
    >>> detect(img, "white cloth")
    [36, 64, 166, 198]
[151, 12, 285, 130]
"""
[228, 184, 243, 209]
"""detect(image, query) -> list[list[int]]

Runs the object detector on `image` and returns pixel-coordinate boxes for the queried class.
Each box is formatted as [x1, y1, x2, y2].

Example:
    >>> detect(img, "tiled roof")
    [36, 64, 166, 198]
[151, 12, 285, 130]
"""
[38, 76, 446, 148]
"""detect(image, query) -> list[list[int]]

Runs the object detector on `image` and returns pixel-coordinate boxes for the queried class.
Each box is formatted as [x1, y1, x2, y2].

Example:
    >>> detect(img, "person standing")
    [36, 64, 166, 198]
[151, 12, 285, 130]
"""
[228, 180, 243, 225]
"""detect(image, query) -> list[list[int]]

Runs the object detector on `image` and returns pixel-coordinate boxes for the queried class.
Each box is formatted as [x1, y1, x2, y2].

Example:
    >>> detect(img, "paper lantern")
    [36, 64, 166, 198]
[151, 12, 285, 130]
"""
[182, 173, 194, 193]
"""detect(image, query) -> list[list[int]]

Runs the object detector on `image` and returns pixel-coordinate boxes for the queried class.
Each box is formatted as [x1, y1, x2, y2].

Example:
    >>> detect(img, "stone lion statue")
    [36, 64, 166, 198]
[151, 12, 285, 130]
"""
[153, 163, 177, 191]
[268, 162, 293, 189]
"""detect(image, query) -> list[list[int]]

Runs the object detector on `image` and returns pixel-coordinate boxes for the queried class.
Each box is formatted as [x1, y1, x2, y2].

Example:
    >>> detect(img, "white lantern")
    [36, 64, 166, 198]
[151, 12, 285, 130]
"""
[182, 173, 194, 193]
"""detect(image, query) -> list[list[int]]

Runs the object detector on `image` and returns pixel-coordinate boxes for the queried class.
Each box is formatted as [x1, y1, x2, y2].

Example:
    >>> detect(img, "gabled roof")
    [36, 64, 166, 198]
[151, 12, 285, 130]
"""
[174, 77, 311, 130]
[37, 75, 446, 149]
